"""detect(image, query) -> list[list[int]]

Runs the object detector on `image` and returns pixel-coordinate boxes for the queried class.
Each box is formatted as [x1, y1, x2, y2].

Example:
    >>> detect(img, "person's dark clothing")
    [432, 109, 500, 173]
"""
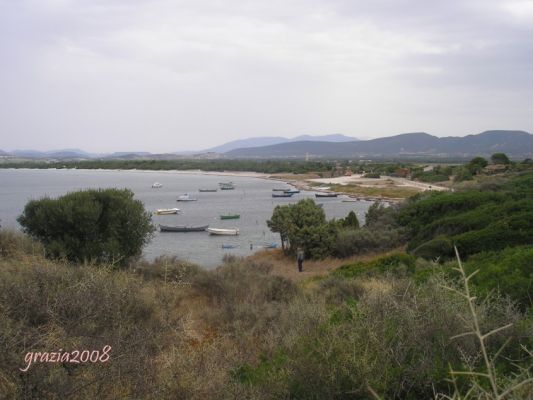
[297, 249, 304, 272]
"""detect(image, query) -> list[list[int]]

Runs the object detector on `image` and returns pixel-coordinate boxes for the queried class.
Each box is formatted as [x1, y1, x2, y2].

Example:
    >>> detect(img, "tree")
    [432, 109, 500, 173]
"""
[267, 199, 329, 257]
[491, 153, 510, 165]
[18, 188, 154, 266]
[466, 156, 488, 174]
[342, 211, 360, 229]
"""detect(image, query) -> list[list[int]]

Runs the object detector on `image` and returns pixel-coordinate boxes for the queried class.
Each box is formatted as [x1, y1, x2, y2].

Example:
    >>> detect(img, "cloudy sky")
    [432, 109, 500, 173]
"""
[1, 0, 532, 152]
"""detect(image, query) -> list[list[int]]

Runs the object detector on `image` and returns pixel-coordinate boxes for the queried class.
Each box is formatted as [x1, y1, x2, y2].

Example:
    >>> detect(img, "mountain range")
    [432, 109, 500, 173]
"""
[203, 134, 358, 153]
[225, 130, 533, 159]
[2, 130, 532, 160]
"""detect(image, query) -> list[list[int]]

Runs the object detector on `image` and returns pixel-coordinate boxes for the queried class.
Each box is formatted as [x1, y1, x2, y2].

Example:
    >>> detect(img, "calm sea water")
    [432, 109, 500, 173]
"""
[0, 169, 372, 268]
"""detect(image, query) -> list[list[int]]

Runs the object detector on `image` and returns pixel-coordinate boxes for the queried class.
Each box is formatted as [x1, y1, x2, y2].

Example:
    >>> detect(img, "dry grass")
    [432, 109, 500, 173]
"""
[246, 248, 406, 282]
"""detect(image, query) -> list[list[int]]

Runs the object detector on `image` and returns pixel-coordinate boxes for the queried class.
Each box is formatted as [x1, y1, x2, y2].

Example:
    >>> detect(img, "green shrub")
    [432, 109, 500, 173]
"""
[18, 188, 154, 266]
[464, 246, 533, 311]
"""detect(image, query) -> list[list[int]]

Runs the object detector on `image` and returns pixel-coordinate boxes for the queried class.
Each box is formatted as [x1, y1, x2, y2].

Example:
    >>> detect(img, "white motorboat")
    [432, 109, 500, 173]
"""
[155, 208, 180, 215]
[177, 193, 198, 201]
[206, 227, 240, 236]
[152, 182, 163, 188]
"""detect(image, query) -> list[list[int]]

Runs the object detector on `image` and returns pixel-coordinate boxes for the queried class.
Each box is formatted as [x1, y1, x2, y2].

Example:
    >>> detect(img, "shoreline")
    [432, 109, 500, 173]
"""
[2, 167, 417, 202]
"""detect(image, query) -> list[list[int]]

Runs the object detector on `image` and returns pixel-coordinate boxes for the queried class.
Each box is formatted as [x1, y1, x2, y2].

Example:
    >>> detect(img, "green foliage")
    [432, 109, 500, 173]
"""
[466, 156, 488, 173]
[365, 201, 399, 228]
[341, 210, 359, 229]
[17, 188, 154, 266]
[454, 166, 473, 182]
[491, 152, 511, 165]
[335, 252, 417, 279]
[464, 246, 533, 311]
[267, 199, 336, 259]
[334, 227, 404, 258]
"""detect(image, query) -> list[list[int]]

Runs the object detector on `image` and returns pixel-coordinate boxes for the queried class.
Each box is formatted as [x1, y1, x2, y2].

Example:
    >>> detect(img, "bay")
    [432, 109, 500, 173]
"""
[0, 168, 372, 268]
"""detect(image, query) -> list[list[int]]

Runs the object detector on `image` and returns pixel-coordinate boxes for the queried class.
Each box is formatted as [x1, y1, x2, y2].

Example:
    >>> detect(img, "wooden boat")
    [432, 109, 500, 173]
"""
[155, 208, 180, 215]
[283, 189, 300, 194]
[218, 182, 235, 189]
[207, 227, 239, 236]
[222, 244, 238, 249]
[220, 214, 240, 220]
[272, 188, 290, 192]
[199, 188, 218, 192]
[272, 192, 294, 198]
[220, 186, 235, 190]
[177, 194, 198, 201]
[152, 182, 163, 188]
[315, 193, 338, 198]
[159, 224, 208, 232]
[264, 243, 278, 249]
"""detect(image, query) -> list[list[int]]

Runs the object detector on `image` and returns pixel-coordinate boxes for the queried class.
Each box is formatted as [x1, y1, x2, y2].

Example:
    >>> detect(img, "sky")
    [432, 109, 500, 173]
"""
[1, 0, 532, 153]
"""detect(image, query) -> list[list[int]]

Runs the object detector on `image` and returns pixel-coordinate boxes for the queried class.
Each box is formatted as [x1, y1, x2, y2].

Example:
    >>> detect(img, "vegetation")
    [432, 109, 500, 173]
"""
[3, 166, 533, 398]
[1, 232, 531, 399]
[17, 188, 154, 266]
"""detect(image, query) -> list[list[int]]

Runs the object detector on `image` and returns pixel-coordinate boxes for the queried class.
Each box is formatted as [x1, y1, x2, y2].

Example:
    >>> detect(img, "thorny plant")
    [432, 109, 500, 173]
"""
[437, 247, 532, 400]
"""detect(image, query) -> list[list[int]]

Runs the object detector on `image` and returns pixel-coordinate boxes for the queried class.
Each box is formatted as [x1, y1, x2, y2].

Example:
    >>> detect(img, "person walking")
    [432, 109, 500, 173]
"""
[296, 247, 304, 272]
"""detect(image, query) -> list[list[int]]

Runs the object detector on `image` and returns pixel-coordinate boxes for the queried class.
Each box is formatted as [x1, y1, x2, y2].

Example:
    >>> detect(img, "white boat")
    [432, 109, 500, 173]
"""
[206, 227, 240, 236]
[177, 193, 198, 201]
[155, 208, 180, 215]
[152, 182, 163, 188]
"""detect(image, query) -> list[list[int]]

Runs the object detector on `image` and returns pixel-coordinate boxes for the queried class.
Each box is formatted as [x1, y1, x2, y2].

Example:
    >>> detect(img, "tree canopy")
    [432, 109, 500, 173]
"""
[18, 188, 154, 265]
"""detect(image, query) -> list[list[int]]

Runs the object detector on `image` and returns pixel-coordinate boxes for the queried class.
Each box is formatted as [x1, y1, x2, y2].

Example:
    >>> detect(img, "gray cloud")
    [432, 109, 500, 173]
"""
[1, 0, 532, 152]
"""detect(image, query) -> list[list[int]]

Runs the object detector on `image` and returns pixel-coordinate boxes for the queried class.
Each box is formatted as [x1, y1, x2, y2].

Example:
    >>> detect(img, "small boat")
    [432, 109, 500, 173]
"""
[315, 193, 338, 198]
[264, 243, 278, 249]
[152, 182, 163, 188]
[315, 186, 331, 190]
[272, 188, 290, 192]
[155, 208, 180, 215]
[220, 214, 240, 220]
[159, 224, 208, 232]
[342, 198, 359, 202]
[272, 193, 294, 198]
[177, 194, 198, 201]
[283, 189, 300, 194]
[222, 244, 238, 249]
[199, 188, 218, 192]
[207, 227, 240, 236]
[220, 186, 235, 190]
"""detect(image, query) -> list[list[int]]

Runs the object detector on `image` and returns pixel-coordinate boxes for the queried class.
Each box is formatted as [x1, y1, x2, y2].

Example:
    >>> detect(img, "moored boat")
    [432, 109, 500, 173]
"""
[272, 192, 294, 198]
[177, 193, 198, 201]
[199, 188, 218, 192]
[272, 188, 290, 192]
[155, 208, 180, 215]
[152, 182, 163, 188]
[159, 224, 208, 232]
[207, 227, 240, 236]
[220, 214, 240, 220]
[283, 189, 300, 194]
[315, 193, 338, 198]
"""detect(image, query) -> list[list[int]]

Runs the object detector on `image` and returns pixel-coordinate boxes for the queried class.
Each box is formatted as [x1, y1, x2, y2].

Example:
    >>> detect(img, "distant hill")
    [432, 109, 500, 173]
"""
[225, 130, 533, 159]
[8, 149, 92, 158]
[204, 134, 358, 153]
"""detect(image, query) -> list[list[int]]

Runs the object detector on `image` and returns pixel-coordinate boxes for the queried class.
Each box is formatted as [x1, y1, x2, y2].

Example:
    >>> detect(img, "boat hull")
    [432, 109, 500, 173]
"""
[159, 225, 208, 232]
[220, 215, 240, 220]
[207, 228, 240, 236]
[315, 193, 338, 198]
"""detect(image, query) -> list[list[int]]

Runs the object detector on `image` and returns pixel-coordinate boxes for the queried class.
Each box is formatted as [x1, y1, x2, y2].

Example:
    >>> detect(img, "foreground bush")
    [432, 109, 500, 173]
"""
[17, 188, 154, 266]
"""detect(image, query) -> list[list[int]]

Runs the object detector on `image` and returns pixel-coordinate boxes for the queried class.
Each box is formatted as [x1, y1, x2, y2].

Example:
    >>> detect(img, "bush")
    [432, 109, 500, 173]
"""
[334, 228, 404, 257]
[18, 188, 154, 266]
[465, 246, 533, 311]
